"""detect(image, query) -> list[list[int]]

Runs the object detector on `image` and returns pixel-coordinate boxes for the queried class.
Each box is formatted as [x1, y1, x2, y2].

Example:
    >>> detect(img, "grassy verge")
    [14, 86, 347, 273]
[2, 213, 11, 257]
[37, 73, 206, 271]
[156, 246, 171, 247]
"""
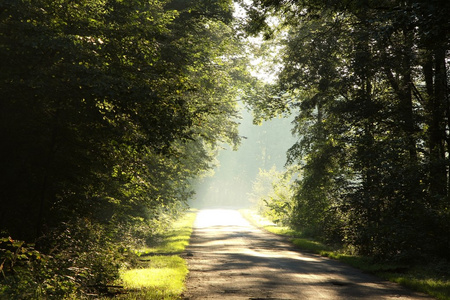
[240, 209, 331, 253]
[241, 209, 450, 300]
[113, 210, 197, 300]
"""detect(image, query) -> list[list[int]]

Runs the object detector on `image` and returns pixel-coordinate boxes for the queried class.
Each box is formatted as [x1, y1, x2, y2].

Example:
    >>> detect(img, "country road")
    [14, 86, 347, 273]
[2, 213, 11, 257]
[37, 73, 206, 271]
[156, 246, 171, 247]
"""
[183, 209, 432, 300]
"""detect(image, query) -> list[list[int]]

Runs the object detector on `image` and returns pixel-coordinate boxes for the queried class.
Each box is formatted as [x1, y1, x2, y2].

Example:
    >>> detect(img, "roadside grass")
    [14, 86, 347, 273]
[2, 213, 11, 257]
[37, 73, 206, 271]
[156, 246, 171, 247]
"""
[113, 210, 197, 299]
[241, 209, 450, 300]
[381, 271, 450, 300]
[118, 255, 188, 300]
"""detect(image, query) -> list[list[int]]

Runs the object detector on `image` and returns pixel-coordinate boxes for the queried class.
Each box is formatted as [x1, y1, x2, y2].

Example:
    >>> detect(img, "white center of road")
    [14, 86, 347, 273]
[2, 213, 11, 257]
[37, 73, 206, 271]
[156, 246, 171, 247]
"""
[194, 209, 250, 228]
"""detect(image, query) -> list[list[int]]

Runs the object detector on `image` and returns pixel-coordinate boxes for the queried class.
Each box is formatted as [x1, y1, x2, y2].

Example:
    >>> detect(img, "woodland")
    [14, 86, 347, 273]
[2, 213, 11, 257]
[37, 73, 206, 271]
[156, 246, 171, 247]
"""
[1, 0, 450, 298]
[1, 0, 248, 297]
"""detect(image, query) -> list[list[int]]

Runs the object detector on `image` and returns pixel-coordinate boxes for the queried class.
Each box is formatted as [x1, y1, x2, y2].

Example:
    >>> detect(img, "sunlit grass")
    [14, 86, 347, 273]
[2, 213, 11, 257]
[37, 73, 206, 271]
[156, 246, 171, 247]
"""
[119, 256, 188, 299]
[241, 208, 450, 300]
[137, 231, 192, 257]
[113, 210, 197, 300]
[137, 212, 196, 256]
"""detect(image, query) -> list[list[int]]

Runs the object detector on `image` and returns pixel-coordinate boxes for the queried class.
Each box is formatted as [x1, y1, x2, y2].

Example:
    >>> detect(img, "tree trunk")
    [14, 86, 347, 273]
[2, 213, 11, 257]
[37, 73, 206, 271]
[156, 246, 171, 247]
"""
[400, 29, 417, 162]
[424, 48, 447, 200]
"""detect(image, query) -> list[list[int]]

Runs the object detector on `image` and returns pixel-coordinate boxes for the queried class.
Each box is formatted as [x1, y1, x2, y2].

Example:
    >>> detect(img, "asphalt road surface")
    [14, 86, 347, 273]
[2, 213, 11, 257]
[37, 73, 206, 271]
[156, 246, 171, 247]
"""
[183, 209, 432, 300]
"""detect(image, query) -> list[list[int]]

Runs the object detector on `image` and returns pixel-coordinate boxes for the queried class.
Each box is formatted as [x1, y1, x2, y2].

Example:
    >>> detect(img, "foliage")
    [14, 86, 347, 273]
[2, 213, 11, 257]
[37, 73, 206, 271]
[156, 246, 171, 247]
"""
[244, 0, 450, 261]
[114, 210, 196, 300]
[250, 166, 296, 226]
[0, 0, 250, 297]
[0, 219, 122, 299]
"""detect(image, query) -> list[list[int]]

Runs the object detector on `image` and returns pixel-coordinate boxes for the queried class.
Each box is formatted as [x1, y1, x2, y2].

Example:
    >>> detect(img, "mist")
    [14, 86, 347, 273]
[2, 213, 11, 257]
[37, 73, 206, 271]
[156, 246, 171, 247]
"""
[190, 107, 296, 209]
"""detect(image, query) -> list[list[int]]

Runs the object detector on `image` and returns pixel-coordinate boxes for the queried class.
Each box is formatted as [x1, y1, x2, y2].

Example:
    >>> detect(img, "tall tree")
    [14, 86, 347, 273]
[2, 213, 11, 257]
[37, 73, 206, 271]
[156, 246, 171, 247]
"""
[0, 0, 250, 296]
[245, 0, 450, 259]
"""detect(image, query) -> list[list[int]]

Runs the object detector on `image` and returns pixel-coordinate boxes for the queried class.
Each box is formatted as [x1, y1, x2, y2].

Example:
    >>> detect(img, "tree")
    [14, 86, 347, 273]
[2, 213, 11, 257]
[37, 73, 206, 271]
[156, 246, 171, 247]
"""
[0, 0, 250, 296]
[244, 0, 450, 260]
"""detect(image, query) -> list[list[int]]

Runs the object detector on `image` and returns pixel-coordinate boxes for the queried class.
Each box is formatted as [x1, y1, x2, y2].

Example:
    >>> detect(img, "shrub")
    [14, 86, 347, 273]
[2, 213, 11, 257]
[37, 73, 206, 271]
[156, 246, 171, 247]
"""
[1, 218, 124, 299]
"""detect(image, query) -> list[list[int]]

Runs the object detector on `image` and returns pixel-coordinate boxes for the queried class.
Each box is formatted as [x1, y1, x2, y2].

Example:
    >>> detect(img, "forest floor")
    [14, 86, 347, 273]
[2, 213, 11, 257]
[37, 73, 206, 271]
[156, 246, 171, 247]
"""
[182, 208, 433, 300]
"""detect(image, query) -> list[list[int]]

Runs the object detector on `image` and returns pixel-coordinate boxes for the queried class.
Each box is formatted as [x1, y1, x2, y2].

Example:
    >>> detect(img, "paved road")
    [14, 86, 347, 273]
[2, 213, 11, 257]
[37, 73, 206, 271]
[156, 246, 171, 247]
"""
[183, 209, 432, 300]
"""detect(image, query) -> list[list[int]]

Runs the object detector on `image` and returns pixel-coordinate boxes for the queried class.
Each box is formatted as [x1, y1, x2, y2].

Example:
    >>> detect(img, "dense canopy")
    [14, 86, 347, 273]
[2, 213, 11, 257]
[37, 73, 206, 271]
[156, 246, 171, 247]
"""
[245, 0, 450, 260]
[1, 0, 449, 297]
[0, 0, 250, 297]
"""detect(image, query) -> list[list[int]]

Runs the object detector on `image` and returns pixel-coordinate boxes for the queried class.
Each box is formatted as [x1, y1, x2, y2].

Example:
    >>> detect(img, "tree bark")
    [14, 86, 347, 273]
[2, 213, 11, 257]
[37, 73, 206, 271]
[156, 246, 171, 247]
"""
[424, 48, 447, 200]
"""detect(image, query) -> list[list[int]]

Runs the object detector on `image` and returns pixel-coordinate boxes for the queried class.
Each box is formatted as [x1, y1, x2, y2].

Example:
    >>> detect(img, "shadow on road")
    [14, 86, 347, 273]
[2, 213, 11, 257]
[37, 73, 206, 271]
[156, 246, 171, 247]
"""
[183, 209, 432, 300]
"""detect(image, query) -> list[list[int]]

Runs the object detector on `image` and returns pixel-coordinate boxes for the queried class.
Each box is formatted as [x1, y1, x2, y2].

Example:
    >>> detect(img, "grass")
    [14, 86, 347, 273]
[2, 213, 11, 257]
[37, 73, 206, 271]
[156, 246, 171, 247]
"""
[113, 210, 197, 299]
[119, 256, 188, 299]
[241, 209, 450, 300]
[384, 273, 450, 300]
[136, 213, 196, 256]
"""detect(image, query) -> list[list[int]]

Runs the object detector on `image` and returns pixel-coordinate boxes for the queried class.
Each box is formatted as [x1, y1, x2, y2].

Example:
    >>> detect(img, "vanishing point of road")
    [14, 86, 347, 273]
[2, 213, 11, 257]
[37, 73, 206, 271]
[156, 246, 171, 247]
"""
[183, 209, 432, 300]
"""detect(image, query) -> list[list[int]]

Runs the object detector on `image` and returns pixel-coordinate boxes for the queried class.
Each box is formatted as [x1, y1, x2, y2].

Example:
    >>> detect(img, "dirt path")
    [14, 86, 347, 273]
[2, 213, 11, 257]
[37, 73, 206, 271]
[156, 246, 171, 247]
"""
[183, 209, 432, 300]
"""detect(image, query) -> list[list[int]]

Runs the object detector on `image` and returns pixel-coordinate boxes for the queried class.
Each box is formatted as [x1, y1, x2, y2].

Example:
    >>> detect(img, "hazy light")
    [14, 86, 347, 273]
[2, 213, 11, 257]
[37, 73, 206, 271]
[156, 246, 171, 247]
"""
[194, 209, 251, 228]
[191, 105, 296, 208]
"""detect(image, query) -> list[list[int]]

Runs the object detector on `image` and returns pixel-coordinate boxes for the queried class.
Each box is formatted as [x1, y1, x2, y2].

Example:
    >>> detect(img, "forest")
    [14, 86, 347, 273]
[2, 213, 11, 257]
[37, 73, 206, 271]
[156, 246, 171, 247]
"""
[1, 0, 449, 298]
[247, 0, 450, 261]
[0, 0, 249, 297]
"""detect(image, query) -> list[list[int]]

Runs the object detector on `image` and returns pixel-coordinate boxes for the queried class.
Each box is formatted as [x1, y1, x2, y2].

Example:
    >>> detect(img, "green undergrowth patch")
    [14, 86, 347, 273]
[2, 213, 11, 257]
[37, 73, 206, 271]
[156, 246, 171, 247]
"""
[113, 210, 197, 300]
[137, 211, 197, 257]
[119, 256, 188, 300]
[382, 271, 450, 300]
[291, 238, 333, 254]
[240, 209, 450, 300]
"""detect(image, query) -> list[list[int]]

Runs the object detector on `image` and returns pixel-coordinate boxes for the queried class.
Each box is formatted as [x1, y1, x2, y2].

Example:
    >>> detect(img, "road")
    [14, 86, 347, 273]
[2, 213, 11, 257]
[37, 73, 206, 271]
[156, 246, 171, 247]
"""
[183, 209, 432, 300]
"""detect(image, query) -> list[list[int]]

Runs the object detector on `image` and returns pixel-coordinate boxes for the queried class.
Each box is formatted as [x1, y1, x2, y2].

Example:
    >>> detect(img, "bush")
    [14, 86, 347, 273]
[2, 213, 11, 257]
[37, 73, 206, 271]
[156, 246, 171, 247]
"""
[1, 219, 124, 299]
[250, 167, 296, 226]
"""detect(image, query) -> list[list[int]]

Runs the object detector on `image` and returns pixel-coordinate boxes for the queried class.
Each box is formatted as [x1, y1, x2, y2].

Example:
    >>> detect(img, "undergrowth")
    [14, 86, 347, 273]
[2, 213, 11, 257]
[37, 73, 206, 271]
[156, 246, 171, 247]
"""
[110, 210, 197, 300]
